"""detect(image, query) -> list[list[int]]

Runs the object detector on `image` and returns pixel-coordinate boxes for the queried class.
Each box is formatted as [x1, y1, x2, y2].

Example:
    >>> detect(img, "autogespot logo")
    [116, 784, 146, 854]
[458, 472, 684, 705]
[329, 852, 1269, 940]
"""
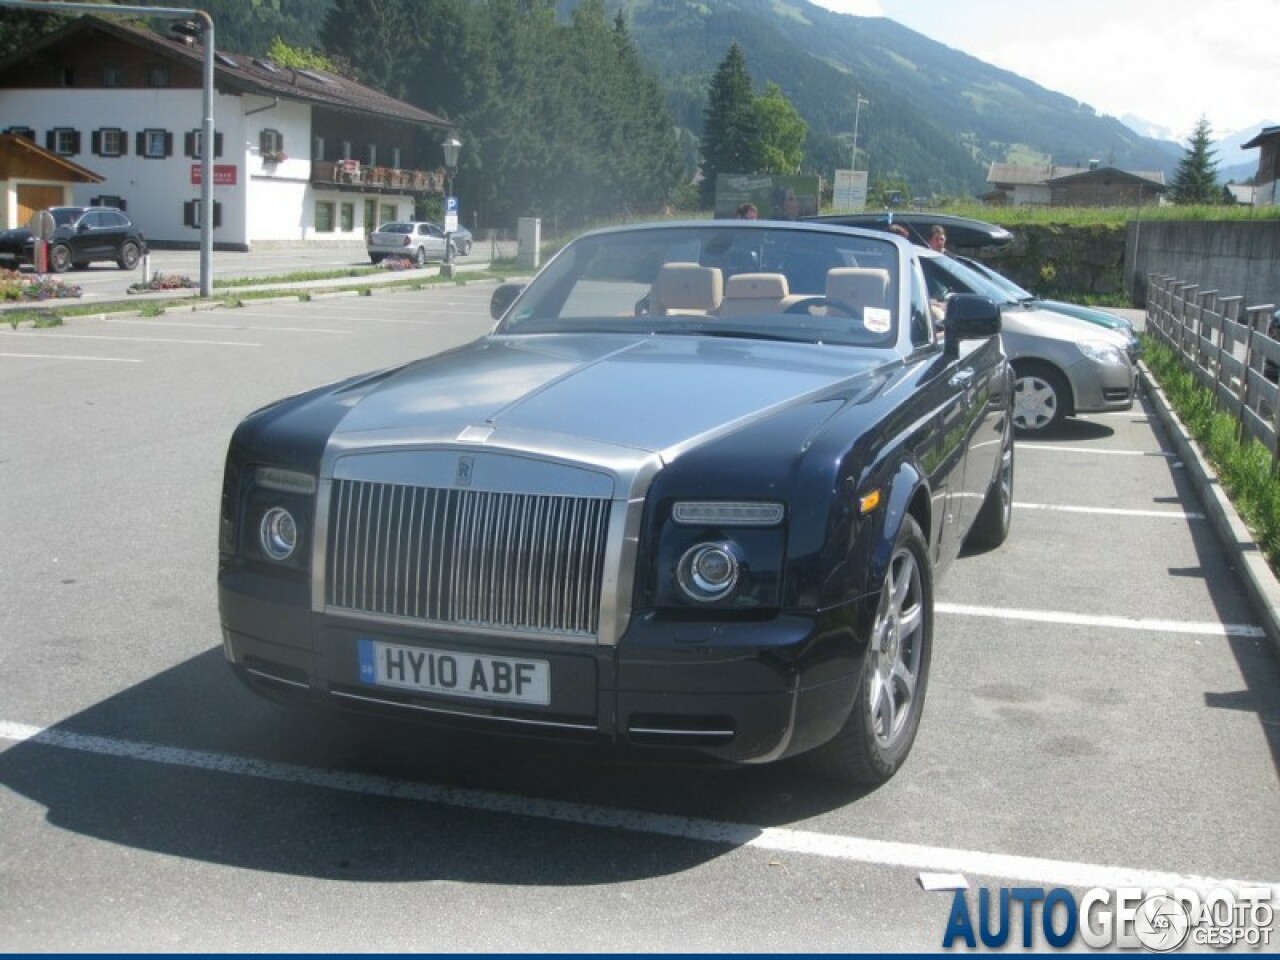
[940, 885, 1275, 951]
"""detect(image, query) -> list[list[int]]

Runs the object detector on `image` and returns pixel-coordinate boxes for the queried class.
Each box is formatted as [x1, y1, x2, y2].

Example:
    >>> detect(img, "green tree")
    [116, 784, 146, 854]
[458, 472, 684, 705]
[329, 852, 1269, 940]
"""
[754, 82, 806, 175]
[1170, 116, 1222, 205]
[266, 37, 334, 71]
[699, 43, 761, 207]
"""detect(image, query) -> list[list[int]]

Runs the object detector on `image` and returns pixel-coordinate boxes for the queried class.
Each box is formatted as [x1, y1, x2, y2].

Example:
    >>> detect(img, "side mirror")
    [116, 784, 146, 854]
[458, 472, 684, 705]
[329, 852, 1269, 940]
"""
[76, 222, 90, 233]
[490, 282, 525, 321]
[943, 294, 1001, 354]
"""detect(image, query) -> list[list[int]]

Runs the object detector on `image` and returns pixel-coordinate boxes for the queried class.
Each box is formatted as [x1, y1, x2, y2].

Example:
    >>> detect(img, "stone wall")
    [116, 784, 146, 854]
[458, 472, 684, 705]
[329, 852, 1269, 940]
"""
[965, 223, 1127, 301]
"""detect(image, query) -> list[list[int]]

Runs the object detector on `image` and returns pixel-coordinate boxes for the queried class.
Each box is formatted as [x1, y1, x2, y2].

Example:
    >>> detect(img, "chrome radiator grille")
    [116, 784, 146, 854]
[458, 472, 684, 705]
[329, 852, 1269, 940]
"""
[325, 479, 611, 636]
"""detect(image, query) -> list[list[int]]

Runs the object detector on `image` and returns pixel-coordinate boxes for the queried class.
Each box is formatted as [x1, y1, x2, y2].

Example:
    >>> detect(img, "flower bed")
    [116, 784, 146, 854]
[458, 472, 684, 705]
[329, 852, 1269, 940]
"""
[0, 269, 82, 301]
[128, 272, 197, 293]
[380, 256, 416, 271]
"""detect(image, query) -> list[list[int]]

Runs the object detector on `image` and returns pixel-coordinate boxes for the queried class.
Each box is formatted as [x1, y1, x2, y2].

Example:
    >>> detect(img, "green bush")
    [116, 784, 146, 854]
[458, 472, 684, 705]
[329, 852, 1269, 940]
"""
[1144, 337, 1280, 570]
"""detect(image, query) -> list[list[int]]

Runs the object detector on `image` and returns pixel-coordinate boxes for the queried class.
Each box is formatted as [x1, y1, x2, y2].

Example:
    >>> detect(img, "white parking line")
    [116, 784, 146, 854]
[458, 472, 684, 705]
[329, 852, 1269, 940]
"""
[0, 719, 1270, 892]
[4, 331, 259, 348]
[1016, 502, 1205, 520]
[938, 603, 1264, 638]
[1019, 444, 1175, 458]
[0, 352, 142, 363]
[103, 318, 354, 334]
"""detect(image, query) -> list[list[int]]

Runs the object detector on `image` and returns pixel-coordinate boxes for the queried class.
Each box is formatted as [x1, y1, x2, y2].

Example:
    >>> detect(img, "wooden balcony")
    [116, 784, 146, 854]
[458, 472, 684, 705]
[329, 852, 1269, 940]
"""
[311, 160, 445, 194]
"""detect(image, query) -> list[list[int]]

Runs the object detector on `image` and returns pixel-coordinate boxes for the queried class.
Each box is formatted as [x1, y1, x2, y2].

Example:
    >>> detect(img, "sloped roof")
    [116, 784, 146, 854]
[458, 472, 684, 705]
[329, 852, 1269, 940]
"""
[988, 162, 1164, 188]
[1045, 166, 1166, 188]
[1241, 126, 1280, 149]
[0, 15, 450, 130]
[0, 132, 103, 183]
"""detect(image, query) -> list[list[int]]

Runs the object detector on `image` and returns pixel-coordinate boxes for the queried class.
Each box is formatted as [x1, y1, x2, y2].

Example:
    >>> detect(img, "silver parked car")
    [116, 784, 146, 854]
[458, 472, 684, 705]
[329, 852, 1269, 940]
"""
[367, 221, 471, 265]
[921, 250, 1134, 433]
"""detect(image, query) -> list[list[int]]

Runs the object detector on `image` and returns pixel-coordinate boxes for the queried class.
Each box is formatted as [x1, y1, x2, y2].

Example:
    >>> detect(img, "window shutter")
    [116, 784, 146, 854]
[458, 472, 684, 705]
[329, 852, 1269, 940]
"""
[164, 131, 173, 157]
[71, 130, 81, 154]
[92, 130, 102, 155]
[45, 130, 56, 151]
[213, 201, 222, 229]
[214, 132, 223, 157]
[183, 201, 195, 228]
[184, 131, 195, 157]
[136, 131, 145, 156]
[120, 132, 128, 156]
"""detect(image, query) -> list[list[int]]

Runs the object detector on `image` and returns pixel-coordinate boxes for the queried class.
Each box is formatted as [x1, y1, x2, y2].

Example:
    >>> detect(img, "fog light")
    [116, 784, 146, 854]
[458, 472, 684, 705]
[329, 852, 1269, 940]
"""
[677, 542, 740, 602]
[259, 506, 297, 561]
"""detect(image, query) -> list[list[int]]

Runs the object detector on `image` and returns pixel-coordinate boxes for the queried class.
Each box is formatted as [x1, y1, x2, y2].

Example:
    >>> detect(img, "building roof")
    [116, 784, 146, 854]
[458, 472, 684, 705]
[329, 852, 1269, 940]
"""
[1241, 126, 1280, 150]
[988, 162, 1165, 188]
[1044, 166, 1166, 189]
[0, 15, 451, 130]
[0, 132, 103, 183]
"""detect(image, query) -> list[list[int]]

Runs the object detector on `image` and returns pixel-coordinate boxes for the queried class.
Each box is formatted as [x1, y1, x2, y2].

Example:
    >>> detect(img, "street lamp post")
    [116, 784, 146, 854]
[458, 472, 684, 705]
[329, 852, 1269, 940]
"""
[441, 135, 461, 266]
[851, 94, 869, 172]
[0, 0, 215, 297]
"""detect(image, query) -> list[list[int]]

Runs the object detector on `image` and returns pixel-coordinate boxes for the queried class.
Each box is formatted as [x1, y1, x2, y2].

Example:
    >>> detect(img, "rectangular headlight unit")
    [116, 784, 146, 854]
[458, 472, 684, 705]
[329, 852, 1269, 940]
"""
[256, 466, 317, 495]
[672, 501, 784, 527]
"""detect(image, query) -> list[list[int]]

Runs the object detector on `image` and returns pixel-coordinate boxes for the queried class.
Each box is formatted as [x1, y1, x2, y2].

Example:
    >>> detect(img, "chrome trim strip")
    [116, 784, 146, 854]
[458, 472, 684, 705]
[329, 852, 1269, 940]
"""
[330, 689, 599, 732]
[245, 666, 311, 690]
[321, 603, 600, 645]
[628, 727, 735, 738]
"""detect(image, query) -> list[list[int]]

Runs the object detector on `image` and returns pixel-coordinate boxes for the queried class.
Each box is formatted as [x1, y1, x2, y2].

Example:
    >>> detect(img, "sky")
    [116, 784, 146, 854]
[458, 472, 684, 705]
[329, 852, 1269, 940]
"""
[807, 0, 1279, 142]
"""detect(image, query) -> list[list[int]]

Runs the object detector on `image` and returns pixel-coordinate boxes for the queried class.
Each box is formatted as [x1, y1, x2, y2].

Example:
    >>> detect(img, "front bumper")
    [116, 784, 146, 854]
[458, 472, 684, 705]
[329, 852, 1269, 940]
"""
[1064, 355, 1135, 414]
[219, 567, 871, 765]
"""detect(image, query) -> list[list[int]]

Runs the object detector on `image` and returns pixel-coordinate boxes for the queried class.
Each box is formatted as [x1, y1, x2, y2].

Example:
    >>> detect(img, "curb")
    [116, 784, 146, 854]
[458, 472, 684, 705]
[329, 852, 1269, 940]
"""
[1138, 362, 1280, 659]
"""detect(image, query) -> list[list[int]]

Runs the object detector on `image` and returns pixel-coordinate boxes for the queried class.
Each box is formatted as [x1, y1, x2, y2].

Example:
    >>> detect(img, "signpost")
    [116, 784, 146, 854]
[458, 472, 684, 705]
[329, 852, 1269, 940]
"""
[27, 209, 55, 273]
[833, 169, 869, 212]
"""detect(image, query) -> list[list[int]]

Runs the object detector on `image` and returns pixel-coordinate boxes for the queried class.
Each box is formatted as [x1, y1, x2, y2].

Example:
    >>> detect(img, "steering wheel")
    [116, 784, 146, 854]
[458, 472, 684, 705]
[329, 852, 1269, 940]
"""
[784, 296, 863, 319]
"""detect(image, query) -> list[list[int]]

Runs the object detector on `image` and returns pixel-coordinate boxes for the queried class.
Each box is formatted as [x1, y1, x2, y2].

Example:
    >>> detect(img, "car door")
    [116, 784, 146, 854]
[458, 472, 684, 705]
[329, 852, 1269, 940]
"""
[420, 223, 446, 259]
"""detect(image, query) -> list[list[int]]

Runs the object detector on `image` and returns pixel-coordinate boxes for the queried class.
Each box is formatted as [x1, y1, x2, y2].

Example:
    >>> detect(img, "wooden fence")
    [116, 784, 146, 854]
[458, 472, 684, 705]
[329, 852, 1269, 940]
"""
[1145, 274, 1280, 468]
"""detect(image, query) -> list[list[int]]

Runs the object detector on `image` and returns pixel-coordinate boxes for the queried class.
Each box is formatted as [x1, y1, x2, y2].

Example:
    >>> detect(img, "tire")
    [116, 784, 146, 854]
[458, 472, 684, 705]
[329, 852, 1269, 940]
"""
[1012, 362, 1070, 434]
[966, 419, 1014, 551]
[48, 243, 71, 274]
[802, 514, 933, 785]
[117, 241, 141, 270]
[459, 239, 472, 256]
[369, 254, 384, 265]
[414, 246, 427, 267]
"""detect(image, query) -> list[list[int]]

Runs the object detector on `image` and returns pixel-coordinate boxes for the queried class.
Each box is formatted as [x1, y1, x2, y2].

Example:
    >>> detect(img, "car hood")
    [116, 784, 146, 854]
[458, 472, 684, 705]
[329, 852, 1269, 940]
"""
[999, 304, 1131, 350]
[327, 332, 889, 461]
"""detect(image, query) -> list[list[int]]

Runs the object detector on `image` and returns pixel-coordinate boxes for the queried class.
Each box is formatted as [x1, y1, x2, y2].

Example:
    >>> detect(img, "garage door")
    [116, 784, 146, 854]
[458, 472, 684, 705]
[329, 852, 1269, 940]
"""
[15, 185, 66, 227]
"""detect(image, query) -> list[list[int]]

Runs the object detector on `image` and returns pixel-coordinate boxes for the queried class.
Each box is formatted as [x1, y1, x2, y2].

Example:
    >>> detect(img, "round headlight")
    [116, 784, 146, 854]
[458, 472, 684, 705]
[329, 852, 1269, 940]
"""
[677, 542, 740, 602]
[259, 506, 298, 561]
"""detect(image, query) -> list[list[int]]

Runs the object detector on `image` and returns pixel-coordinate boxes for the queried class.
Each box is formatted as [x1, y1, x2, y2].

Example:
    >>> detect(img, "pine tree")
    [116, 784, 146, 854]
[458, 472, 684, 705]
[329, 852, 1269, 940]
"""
[1170, 116, 1221, 205]
[698, 43, 761, 207]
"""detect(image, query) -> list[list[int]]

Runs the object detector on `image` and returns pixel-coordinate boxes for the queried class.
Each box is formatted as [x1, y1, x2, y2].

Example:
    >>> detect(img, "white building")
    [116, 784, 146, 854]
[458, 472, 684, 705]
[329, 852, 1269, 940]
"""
[0, 15, 453, 250]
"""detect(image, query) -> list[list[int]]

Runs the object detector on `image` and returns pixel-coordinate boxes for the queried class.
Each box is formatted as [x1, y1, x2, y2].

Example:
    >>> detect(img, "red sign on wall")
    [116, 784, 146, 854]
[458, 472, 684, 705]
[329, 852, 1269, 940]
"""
[191, 164, 238, 186]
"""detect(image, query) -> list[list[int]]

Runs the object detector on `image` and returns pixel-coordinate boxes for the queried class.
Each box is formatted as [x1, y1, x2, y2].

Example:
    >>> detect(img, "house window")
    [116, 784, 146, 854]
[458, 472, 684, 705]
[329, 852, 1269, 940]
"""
[340, 203, 354, 232]
[184, 129, 223, 158]
[342, 140, 352, 160]
[315, 202, 335, 233]
[366, 144, 377, 167]
[391, 147, 401, 169]
[260, 128, 285, 162]
[5, 126, 36, 141]
[137, 129, 172, 158]
[92, 128, 128, 157]
[101, 65, 124, 87]
[92, 195, 127, 211]
[146, 64, 170, 88]
[183, 199, 222, 229]
[379, 203, 396, 223]
[47, 127, 80, 156]
[313, 136, 325, 161]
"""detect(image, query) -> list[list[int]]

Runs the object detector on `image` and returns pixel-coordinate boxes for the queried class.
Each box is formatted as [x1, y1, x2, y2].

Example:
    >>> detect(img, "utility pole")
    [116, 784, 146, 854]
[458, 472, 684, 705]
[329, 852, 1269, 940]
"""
[852, 95, 869, 172]
[0, 0, 215, 296]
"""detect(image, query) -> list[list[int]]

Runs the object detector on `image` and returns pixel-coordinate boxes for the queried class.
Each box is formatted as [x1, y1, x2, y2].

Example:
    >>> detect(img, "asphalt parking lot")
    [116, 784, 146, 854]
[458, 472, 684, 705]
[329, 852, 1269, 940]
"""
[1, 288, 1277, 951]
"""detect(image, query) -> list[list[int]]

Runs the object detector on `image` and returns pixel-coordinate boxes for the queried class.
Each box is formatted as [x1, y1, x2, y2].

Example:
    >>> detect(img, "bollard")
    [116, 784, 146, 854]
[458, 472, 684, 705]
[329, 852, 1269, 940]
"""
[141, 252, 152, 285]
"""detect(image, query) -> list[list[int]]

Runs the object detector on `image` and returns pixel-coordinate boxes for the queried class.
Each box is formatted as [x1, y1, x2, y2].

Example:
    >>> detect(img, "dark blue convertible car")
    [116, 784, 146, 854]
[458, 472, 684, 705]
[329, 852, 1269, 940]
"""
[218, 220, 1012, 784]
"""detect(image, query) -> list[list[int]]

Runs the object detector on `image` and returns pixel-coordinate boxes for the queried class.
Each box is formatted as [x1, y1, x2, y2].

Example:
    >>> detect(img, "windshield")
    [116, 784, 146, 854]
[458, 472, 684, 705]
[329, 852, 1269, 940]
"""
[922, 254, 1018, 305]
[497, 224, 903, 349]
[376, 223, 413, 234]
[958, 257, 1034, 302]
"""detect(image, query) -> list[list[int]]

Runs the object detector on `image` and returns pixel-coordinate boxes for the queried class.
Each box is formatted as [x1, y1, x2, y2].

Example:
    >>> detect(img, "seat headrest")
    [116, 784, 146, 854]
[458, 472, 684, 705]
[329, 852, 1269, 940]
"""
[825, 268, 890, 309]
[653, 262, 723, 313]
[724, 273, 790, 301]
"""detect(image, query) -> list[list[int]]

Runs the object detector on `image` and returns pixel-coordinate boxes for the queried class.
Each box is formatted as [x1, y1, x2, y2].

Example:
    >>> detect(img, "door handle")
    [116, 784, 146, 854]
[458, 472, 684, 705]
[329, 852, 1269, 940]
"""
[948, 368, 974, 388]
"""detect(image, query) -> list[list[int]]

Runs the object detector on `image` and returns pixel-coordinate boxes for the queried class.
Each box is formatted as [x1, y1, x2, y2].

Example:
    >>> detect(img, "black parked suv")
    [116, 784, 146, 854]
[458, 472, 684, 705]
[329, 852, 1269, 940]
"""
[0, 206, 146, 272]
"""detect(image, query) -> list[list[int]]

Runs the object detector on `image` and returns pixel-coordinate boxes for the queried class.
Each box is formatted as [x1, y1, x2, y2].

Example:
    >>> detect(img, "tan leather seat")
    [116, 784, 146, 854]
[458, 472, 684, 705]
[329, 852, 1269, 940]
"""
[718, 272, 800, 315]
[825, 267, 890, 311]
[651, 263, 723, 315]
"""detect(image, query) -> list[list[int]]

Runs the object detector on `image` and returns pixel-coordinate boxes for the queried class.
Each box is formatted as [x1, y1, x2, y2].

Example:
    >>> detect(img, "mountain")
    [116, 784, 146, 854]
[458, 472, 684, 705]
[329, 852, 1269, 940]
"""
[614, 0, 1184, 196]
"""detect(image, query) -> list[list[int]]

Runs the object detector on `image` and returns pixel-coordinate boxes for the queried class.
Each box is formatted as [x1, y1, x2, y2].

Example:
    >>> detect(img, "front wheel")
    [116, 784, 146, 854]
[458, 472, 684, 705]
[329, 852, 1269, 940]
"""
[48, 243, 71, 273]
[1013, 363, 1070, 434]
[802, 515, 933, 785]
[414, 246, 427, 267]
[118, 241, 141, 270]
